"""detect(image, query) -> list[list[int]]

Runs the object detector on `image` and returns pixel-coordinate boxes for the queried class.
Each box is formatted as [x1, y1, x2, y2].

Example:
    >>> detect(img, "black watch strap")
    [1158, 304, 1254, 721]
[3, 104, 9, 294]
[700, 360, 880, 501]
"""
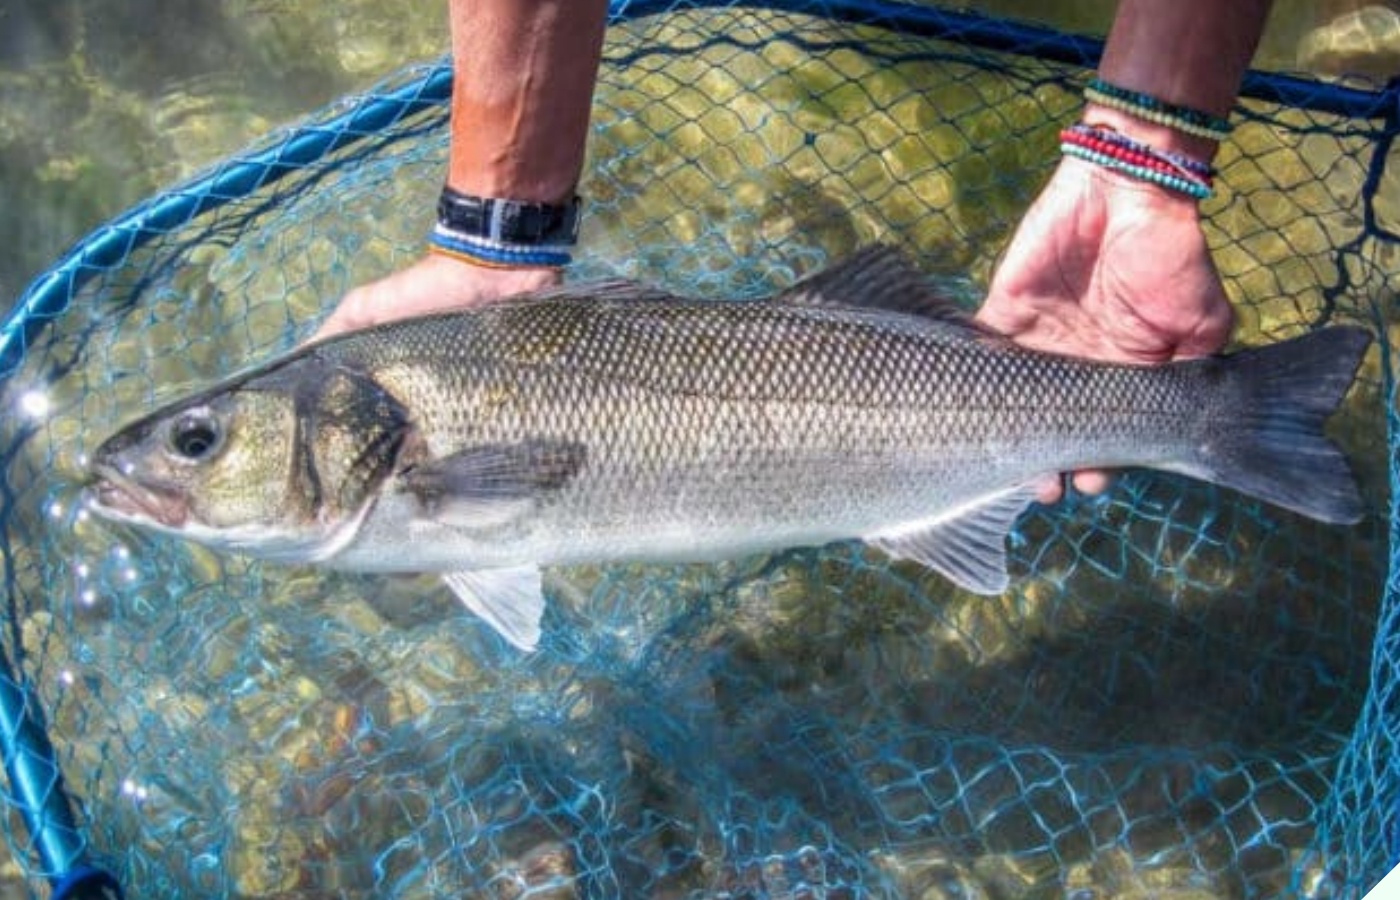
[436, 187, 582, 246]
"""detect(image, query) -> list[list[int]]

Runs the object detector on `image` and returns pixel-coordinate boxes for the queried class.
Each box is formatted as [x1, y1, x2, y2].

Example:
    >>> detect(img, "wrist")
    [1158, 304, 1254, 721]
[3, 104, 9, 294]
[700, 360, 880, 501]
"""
[445, 157, 581, 208]
[1061, 155, 1204, 223]
[420, 250, 562, 288]
[1081, 103, 1220, 165]
[445, 91, 588, 205]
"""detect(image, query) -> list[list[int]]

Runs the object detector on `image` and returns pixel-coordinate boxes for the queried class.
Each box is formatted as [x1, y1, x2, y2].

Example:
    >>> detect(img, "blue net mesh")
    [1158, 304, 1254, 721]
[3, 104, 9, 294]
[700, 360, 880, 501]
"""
[0, 1, 1397, 896]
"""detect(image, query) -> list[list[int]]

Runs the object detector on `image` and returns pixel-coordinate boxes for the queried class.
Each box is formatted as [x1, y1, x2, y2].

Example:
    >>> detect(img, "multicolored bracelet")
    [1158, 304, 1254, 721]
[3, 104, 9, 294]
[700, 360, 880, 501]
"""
[1065, 123, 1214, 183]
[1060, 124, 1214, 200]
[1084, 77, 1233, 142]
[428, 226, 574, 269]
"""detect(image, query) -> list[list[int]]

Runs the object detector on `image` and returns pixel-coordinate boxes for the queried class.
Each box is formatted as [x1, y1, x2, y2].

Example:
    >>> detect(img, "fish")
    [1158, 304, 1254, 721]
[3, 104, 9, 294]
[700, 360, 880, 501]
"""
[86, 246, 1371, 651]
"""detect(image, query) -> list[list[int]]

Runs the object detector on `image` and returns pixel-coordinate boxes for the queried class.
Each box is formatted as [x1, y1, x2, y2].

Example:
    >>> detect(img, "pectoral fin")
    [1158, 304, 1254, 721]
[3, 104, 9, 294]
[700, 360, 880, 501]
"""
[442, 566, 546, 652]
[867, 481, 1045, 594]
[401, 440, 586, 530]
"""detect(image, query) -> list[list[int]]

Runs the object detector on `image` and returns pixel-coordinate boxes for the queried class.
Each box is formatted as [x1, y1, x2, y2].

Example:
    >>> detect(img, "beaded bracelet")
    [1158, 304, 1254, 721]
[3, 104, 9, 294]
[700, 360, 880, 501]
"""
[1085, 77, 1232, 142]
[1064, 123, 1214, 181]
[1063, 123, 1214, 199]
[1060, 125, 1214, 200]
[429, 225, 574, 269]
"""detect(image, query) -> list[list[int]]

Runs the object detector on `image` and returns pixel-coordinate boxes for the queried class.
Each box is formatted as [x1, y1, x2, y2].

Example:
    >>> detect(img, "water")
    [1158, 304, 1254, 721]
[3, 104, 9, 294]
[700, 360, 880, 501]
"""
[0, 0, 445, 314]
[0, 0, 1340, 321]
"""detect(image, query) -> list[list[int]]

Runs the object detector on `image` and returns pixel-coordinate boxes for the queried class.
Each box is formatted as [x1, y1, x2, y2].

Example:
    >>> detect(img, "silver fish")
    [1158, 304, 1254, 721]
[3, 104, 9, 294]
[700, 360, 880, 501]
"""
[87, 247, 1370, 650]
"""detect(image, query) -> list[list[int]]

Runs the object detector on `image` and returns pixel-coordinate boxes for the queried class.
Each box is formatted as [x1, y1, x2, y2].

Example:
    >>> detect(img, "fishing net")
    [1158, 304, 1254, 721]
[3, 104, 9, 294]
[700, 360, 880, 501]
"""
[1, 1, 1397, 896]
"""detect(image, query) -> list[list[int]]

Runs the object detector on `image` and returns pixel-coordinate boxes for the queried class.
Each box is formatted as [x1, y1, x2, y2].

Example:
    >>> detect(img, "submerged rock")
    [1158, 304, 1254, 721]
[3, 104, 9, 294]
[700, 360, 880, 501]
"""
[1298, 3, 1400, 80]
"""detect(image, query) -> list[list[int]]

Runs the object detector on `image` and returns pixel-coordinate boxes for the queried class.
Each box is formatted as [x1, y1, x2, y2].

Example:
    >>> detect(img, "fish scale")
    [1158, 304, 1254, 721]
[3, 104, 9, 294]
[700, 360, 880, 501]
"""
[87, 246, 1370, 651]
[328, 289, 1236, 559]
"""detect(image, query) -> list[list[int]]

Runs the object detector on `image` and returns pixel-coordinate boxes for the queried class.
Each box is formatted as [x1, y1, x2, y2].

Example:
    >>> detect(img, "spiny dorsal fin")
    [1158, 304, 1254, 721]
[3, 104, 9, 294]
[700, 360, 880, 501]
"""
[526, 279, 679, 305]
[777, 245, 985, 329]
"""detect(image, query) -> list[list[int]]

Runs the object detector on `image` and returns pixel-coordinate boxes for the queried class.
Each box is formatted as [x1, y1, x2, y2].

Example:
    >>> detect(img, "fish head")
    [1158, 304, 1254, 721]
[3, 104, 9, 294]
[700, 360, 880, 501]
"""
[87, 357, 414, 562]
[88, 385, 316, 553]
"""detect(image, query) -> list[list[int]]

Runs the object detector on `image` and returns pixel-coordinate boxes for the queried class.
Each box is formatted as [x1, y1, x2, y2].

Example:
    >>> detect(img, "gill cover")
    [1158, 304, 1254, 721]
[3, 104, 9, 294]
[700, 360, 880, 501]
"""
[246, 354, 415, 527]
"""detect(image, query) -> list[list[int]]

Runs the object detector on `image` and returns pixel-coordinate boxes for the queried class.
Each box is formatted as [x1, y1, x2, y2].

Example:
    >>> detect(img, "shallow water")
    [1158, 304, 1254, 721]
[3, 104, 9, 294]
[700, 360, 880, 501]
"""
[0, 0, 445, 311]
[0, 0, 1339, 317]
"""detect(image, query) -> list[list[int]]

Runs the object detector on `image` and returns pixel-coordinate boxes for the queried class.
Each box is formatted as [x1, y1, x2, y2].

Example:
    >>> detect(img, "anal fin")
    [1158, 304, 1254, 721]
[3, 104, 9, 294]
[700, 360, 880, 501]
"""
[867, 481, 1046, 595]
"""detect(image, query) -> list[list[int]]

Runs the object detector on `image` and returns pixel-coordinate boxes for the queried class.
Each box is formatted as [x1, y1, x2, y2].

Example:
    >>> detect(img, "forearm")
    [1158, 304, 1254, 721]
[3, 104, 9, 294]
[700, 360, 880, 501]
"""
[447, 0, 609, 203]
[1091, 0, 1273, 159]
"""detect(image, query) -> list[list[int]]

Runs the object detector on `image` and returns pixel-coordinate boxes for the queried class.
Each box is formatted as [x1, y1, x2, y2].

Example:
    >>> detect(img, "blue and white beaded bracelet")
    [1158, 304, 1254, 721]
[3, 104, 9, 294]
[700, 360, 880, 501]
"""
[429, 225, 574, 269]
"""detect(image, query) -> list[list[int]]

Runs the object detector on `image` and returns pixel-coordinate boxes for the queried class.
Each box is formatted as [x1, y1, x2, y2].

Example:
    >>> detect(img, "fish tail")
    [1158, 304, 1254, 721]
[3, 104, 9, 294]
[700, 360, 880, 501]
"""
[1183, 326, 1371, 524]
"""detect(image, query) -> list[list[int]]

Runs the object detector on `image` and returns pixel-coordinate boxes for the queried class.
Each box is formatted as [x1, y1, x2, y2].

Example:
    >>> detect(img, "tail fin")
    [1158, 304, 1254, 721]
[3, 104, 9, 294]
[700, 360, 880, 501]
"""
[1186, 326, 1371, 524]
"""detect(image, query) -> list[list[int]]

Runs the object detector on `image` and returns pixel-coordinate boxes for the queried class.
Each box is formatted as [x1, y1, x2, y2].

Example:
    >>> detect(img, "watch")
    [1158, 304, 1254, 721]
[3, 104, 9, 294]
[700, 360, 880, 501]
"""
[436, 187, 582, 246]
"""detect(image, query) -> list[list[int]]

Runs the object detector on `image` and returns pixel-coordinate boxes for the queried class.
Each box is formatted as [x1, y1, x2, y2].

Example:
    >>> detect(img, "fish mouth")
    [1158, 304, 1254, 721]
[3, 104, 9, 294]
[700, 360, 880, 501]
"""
[87, 464, 190, 528]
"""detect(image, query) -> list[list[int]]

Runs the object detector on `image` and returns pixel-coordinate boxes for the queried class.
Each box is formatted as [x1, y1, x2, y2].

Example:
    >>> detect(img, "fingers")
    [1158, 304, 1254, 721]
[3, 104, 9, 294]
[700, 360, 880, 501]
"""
[1071, 469, 1113, 496]
[1034, 474, 1065, 504]
[312, 284, 375, 342]
[1032, 470, 1114, 507]
[314, 255, 563, 343]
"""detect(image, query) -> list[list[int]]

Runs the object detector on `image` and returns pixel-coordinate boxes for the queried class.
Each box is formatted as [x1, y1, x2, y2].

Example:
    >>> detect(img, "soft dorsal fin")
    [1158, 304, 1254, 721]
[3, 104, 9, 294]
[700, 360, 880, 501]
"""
[777, 245, 984, 328]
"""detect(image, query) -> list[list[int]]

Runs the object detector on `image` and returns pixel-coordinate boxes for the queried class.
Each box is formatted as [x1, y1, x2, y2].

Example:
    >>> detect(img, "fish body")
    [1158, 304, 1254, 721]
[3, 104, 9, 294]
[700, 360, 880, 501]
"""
[88, 247, 1371, 650]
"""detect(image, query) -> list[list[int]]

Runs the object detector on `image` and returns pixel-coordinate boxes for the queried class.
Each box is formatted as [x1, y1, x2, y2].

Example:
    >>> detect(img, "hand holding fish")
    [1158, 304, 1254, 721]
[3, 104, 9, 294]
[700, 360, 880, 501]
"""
[314, 0, 603, 341]
[314, 253, 561, 340]
[979, 155, 1236, 498]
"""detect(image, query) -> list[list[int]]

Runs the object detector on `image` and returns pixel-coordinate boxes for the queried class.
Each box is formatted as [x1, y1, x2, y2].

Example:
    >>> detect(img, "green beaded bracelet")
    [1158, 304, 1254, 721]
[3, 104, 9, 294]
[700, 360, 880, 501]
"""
[1085, 78, 1232, 142]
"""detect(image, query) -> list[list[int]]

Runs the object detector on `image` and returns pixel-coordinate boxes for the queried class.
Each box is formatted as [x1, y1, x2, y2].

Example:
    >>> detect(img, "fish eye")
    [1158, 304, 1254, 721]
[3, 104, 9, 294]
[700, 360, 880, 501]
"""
[167, 410, 224, 462]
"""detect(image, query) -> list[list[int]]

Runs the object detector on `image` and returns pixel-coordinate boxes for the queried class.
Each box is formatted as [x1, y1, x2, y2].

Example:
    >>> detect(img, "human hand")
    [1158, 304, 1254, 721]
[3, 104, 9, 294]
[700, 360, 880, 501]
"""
[978, 155, 1235, 500]
[313, 253, 562, 340]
